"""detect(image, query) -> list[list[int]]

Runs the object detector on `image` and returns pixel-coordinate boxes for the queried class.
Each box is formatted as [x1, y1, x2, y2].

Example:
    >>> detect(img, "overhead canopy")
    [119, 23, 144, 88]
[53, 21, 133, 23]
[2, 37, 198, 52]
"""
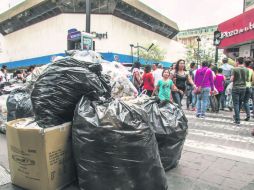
[0, 0, 179, 38]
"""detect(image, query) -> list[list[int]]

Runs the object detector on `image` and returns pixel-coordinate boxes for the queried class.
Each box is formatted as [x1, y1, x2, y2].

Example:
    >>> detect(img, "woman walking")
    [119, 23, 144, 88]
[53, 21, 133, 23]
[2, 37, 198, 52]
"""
[194, 61, 215, 118]
[152, 69, 175, 102]
[142, 65, 155, 97]
[214, 68, 226, 113]
[194, 61, 214, 118]
[171, 59, 195, 108]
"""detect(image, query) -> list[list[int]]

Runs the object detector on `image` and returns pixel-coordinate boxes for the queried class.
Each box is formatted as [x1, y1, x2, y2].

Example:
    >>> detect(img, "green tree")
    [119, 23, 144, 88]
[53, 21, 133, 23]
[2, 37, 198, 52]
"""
[133, 44, 166, 63]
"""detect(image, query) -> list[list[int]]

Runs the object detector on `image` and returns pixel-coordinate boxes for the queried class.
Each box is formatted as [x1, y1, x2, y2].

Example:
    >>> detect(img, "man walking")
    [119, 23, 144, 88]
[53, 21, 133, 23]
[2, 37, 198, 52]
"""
[243, 58, 254, 121]
[231, 57, 248, 125]
[221, 58, 233, 110]
[152, 63, 163, 87]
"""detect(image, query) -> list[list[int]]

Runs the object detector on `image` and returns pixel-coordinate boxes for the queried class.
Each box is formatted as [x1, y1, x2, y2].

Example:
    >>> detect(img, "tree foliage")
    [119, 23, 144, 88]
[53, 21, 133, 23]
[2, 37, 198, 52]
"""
[133, 44, 166, 63]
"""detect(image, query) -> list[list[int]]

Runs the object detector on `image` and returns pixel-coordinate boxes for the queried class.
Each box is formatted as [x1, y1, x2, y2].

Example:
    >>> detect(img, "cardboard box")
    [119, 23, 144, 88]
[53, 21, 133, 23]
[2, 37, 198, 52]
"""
[6, 118, 75, 190]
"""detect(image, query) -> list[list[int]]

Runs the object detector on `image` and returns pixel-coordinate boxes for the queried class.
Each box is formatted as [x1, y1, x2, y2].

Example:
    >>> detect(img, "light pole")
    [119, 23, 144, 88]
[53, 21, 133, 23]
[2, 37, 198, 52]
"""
[196, 36, 201, 65]
[86, 0, 91, 33]
[130, 44, 134, 64]
[243, 0, 246, 12]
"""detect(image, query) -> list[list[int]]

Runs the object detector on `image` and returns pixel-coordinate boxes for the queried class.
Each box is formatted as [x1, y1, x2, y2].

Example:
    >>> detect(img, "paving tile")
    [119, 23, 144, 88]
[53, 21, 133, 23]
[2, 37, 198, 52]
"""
[0, 165, 11, 186]
[209, 158, 236, 171]
[231, 162, 254, 176]
[221, 178, 248, 190]
[198, 169, 226, 185]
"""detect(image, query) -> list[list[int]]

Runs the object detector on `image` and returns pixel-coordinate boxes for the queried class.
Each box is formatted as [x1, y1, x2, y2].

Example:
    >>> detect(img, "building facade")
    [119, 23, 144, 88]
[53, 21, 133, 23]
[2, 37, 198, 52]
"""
[177, 25, 223, 63]
[216, 3, 254, 59]
[245, 0, 254, 11]
[0, 0, 186, 68]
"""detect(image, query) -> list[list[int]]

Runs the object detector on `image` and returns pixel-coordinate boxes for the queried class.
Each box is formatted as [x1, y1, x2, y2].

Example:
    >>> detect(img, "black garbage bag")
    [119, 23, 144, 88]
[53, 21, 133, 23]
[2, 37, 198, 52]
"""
[143, 99, 188, 171]
[31, 57, 111, 128]
[72, 97, 168, 190]
[7, 88, 33, 122]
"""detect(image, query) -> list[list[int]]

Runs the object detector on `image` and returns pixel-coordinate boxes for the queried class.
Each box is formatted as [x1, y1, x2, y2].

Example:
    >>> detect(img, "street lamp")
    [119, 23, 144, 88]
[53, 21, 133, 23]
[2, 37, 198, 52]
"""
[86, 0, 91, 33]
[196, 36, 201, 65]
[130, 44, 134, 64]
[130, 41, 156, 62]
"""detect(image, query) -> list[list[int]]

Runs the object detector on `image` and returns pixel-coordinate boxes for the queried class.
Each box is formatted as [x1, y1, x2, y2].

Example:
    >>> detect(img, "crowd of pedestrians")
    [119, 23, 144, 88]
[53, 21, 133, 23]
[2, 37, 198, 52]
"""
[131, 57, 254, 130]
[0, 65, 36, 85]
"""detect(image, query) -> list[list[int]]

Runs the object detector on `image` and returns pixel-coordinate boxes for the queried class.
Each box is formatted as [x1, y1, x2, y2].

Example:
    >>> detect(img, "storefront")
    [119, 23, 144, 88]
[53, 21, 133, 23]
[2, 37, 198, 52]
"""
[215, 8, 254, 59]
[0, 0, 185, 69]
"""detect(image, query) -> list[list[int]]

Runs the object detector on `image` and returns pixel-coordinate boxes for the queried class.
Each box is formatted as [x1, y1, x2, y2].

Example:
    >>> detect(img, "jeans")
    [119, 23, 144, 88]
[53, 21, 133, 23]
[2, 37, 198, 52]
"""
[192, 91, 197, 108]
[196, 87, 210, 116]
[215, 92, 223, 112]
[252, 87, 254, 116]
[243, 87, 252, 118]
[221, 80, 230, 109]
[232, 88, 246, 123]
[186, 86, 193, 109]
[172, 91, 184, 108]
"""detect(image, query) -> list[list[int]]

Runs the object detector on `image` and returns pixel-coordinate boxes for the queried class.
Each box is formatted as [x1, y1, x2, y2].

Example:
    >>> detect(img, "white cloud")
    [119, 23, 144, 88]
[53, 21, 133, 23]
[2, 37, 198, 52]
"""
[140, 0, 243, 30]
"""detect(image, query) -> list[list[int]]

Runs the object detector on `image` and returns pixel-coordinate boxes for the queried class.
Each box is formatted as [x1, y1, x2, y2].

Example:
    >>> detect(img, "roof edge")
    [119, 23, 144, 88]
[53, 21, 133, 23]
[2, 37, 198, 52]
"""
[0, 0, 47, 23]
[122, 0, 179, 31]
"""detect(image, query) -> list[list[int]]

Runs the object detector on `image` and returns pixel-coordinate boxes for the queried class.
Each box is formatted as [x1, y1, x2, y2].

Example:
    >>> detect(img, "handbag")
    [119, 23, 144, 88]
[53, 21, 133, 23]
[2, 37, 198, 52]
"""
[194, 69, 208, 94]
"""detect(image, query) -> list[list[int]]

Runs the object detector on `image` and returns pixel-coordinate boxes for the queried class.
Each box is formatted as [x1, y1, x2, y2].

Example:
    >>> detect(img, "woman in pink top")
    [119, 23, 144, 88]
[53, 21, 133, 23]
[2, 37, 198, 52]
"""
[214, 67, 226, 113]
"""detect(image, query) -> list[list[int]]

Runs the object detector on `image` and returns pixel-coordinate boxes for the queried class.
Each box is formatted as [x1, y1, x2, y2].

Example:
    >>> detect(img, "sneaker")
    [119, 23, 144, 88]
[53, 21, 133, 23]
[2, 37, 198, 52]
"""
[233, 121, 240, 126]
[245, 117, 250, 121]
[196, 114, 201, 118]
[200, 115, 205, 119]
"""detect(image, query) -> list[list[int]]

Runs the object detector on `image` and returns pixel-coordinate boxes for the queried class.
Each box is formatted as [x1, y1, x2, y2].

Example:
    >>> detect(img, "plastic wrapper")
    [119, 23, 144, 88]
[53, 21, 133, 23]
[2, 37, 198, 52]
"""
[123, 96, 188, 171]
[31, 52, 111, 128]
[72, 97, 168, 190]
[101, 61, 138, 98]
[0, 95, 9, 133]
[7, 88, 33, 122]
[25, 64, 49, 84]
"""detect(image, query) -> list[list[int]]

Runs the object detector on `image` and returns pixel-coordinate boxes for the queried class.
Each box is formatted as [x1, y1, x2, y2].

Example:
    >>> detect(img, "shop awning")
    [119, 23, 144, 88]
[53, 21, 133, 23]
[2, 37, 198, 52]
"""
[217, 8, 254, 49]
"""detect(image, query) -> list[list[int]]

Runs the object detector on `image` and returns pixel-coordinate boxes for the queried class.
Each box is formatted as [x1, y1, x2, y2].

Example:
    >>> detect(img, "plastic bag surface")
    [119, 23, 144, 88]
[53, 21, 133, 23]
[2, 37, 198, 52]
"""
[72, 97, 168, 190]
[7, 88, 33, 122]
[123, 96, 188, 171]
[31, 55, 111, 128]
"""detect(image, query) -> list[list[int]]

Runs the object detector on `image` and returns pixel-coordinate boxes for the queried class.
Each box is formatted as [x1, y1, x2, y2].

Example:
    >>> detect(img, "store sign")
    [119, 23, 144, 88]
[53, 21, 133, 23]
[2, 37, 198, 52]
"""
[221, 22, 254, 39]
[91, 32, 108, 40]
[217, 8, 254, 48]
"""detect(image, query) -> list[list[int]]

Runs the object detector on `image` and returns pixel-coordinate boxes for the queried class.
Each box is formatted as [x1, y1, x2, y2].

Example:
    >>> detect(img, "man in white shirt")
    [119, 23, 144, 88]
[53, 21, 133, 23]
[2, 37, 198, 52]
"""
[0, 65, 8, 84]
[152, 63, 163, 86]
[220, 58, 234, 110]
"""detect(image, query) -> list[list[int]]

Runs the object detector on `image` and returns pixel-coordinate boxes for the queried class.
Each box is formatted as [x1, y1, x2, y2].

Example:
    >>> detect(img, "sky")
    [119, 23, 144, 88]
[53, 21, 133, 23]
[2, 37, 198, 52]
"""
[0, 0, 25, 14]
[140, 0, 244, 30]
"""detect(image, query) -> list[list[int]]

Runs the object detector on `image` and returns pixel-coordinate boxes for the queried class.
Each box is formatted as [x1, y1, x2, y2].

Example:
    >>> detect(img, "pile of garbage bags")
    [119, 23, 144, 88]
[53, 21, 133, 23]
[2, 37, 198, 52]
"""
[1, 50, 188, 189]
[72, 97, 168, 190]
[72, 96, 188, 190]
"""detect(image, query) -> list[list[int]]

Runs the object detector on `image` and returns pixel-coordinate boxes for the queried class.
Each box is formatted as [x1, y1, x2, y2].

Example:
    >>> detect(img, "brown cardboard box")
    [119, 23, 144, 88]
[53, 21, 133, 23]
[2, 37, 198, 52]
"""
[6, 118, 75, 190]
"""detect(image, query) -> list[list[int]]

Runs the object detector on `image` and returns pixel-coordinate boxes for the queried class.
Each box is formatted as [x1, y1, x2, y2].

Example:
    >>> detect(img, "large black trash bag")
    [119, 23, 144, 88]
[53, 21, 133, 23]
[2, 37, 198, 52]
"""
[143, 99, 188, 171]
[72, 97, 168, 190]
[7, 88, 33, 121]
[31, 57, 111, 128]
